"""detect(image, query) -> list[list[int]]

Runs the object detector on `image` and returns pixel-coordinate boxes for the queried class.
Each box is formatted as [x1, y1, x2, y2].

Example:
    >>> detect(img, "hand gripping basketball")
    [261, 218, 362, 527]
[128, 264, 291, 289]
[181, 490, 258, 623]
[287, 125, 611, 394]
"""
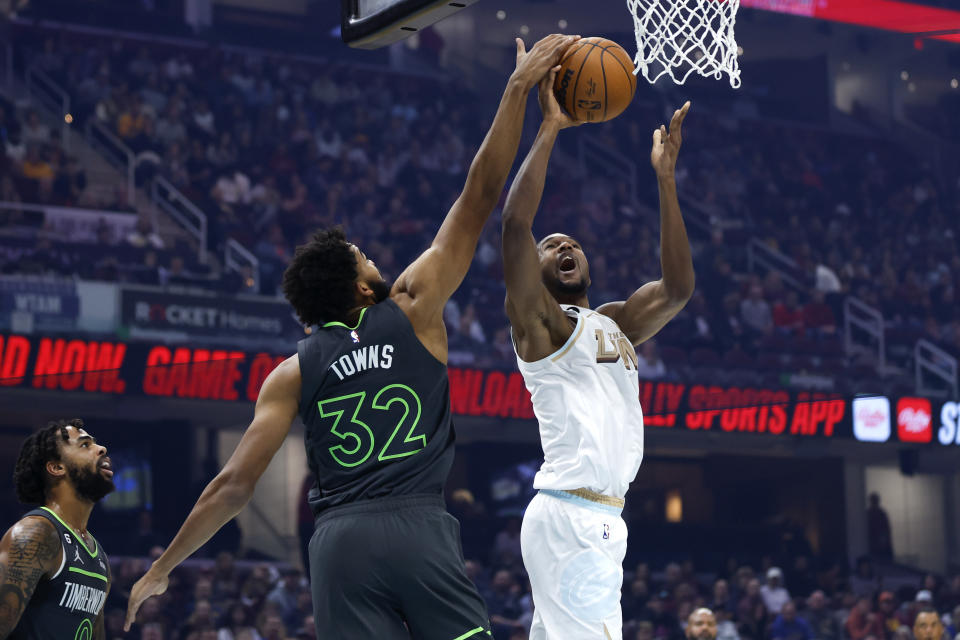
[650, 101, 690, 178]
[539, 69, 581, 130]
[513, 34, 582, 90]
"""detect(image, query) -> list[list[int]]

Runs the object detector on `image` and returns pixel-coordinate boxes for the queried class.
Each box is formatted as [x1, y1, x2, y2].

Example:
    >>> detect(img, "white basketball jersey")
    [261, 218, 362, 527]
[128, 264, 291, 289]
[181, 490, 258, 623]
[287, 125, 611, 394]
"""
[515, 305, 644, 499]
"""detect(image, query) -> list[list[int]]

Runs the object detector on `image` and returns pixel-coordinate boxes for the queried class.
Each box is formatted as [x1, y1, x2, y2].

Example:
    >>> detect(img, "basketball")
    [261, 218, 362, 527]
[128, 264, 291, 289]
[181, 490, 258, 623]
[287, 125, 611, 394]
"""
[553, 37, 637, 123]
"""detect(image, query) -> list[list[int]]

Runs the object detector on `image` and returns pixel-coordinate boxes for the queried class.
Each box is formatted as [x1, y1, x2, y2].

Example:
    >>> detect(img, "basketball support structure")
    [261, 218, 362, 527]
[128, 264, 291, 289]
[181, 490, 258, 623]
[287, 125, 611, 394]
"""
[341, 0, 480, 49]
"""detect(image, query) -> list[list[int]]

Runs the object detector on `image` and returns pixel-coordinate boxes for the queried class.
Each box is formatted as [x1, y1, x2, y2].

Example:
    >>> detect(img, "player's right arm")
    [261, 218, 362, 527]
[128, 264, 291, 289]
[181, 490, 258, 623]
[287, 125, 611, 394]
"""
[124, 356, 301, 631]
[0, 517, 62, 639]
[391, 35, 578, 356]
[502, 72, 579, 362]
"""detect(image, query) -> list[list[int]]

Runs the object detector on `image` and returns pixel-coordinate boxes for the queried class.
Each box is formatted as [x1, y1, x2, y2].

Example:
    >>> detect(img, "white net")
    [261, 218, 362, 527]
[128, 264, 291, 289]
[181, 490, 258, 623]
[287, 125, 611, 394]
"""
[628, 0, 742, 88]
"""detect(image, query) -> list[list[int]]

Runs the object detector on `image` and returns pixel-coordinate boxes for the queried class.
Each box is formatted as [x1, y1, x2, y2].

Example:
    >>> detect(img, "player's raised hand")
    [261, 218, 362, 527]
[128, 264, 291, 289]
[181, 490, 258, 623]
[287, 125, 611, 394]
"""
[650, 101, 690, 178]
[538, 67, 581, 130]
[514, 34, 581, 90]
[123, 567, 169, 631]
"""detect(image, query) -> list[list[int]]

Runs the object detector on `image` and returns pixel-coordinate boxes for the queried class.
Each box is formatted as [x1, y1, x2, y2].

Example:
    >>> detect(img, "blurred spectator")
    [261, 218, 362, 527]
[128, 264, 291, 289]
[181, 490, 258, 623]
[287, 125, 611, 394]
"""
[483, 569, 525, 638]
[127, 214, 166, 249]
[912, 611, 944, 640]
[21, 110, 50, 144]
[802, 291, 837, 336]
[266, 569, 302, 626]
[688, 608, 719, 640]
[494, 517, 522, 563]
[761, 568, 791, 615]
[771, 601, 813, 640]
[802, 591, 840, 640]
[741, 285, 773, 337]
[846, 597, 885, 640]
[638, 341, 667, 379]
[878, 592, 901, 640]
[867, 494, 894, 561]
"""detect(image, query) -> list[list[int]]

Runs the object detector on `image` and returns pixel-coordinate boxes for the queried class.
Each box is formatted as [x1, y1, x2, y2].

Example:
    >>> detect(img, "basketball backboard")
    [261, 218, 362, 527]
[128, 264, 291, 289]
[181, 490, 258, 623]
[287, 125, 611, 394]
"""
[341, 0, 480, 49]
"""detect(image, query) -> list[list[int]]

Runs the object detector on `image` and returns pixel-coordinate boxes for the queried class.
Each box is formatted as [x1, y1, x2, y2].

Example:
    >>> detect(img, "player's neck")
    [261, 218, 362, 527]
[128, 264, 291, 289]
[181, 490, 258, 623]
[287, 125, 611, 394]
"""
[45, 491, 95, 535]
[552, 293, 590, 308]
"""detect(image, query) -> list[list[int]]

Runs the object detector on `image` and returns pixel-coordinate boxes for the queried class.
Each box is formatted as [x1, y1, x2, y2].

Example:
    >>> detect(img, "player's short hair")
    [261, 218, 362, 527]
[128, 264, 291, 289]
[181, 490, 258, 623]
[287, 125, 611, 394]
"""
[282, 227, 358, 327]
[14, 419, 81, 505]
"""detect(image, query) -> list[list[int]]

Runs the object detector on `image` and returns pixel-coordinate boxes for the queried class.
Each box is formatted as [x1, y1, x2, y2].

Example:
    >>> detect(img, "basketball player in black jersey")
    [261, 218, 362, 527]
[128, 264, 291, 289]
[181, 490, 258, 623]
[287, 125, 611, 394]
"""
[124, 34, 581, 640]
[1, 419, 115, 639]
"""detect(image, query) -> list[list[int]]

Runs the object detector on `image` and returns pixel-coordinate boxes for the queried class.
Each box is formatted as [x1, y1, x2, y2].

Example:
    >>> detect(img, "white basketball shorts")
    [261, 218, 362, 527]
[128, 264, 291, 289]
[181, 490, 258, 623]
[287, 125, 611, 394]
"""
[520, 489, 627, 640]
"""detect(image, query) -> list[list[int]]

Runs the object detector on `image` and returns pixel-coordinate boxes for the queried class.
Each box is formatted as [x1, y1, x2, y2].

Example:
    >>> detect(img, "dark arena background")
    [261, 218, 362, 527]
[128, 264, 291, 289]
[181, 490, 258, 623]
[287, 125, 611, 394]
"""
[1, 0, 960, 638]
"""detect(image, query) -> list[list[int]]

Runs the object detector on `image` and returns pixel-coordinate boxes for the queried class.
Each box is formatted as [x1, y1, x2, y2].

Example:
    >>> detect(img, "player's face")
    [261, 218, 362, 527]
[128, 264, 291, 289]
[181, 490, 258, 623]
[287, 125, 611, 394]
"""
[913, 612, 943, 640]
[351, 244, 390, 303]
[538, 233, 590, 296]
[59, 426, 115, 503]
[687, 610, 718, 640]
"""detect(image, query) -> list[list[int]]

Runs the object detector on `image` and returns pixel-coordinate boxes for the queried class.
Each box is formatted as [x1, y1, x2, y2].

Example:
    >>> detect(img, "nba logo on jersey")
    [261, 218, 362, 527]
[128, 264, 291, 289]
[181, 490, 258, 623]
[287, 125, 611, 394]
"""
[350, 330, 360, 343]
[603, 524, 610, 540]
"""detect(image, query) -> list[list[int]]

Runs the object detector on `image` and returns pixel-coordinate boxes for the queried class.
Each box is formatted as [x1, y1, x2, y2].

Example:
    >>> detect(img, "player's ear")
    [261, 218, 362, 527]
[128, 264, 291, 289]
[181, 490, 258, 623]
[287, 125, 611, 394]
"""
[46, 460, 66, 479]
[356, 280, 374, 300]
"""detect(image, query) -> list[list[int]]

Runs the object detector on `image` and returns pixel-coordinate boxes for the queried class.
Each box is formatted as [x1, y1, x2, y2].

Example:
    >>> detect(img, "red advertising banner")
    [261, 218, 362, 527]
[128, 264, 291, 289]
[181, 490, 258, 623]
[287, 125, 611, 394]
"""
[1, 334, 954, 445]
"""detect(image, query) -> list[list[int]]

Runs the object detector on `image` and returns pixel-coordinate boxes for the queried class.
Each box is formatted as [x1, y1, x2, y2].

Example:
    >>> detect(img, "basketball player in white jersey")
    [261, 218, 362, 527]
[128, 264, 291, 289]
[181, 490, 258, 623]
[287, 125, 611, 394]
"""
[501, 73, 694, 639]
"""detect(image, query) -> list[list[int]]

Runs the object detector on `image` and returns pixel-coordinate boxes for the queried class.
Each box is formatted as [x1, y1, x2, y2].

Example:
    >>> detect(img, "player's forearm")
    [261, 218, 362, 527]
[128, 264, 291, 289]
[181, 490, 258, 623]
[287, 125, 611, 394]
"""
[151, 474, 250, 576]
[462, 75, 530, 209]
[502, 122, 560, 231]
[655, 174, 695, 301]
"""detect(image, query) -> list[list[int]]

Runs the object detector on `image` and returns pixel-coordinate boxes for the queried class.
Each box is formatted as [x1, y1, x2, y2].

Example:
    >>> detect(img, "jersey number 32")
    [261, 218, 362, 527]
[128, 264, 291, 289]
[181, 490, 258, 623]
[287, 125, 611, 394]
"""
[317, 384, 426, 468]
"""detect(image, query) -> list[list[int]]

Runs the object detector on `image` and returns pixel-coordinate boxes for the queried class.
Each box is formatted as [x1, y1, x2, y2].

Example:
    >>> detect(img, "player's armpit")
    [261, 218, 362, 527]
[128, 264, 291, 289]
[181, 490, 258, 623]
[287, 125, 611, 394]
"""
[0, 517, 61, 637]
[597, 280, 689, 347]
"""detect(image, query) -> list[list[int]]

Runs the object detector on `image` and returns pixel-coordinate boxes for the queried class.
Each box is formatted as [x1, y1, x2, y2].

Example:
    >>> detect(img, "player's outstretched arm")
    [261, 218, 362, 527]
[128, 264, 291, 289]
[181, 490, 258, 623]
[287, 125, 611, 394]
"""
[392, 34, 579, 320]
[598, 102, 695, 346]
[124, 356, 301, 631]
[0, 517, 61, 639]
[502, 71, 580, 362]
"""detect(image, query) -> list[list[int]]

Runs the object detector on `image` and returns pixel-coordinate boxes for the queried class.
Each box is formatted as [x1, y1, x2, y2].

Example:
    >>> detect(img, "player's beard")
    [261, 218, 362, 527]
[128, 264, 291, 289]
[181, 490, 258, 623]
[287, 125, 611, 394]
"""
[369, 278, 391, 303]
[67, 461, 115, 503]
[555, 277, 588, 296]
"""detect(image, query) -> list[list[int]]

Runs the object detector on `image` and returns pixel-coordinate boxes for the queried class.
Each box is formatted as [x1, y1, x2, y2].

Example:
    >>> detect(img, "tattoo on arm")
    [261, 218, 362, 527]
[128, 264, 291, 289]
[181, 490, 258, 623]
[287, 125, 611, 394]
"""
[0, 518, 60, 638]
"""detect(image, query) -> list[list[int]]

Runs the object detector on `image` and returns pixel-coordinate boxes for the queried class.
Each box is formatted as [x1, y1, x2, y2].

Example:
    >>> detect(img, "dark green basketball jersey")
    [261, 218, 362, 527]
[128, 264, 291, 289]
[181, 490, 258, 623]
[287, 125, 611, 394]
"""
[298, 298, 456, 515]
[10, 507, 109, 640]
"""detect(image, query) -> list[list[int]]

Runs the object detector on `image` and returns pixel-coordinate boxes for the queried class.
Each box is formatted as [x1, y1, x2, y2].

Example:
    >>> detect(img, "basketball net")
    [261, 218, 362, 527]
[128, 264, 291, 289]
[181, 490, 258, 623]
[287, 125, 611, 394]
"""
[627, 0, 742, 88]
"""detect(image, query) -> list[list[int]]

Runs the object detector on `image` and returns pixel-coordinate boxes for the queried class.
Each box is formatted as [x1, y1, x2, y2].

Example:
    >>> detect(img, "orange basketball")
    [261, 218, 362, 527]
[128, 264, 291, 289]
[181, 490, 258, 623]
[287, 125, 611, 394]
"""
[553, 37, 637, 123]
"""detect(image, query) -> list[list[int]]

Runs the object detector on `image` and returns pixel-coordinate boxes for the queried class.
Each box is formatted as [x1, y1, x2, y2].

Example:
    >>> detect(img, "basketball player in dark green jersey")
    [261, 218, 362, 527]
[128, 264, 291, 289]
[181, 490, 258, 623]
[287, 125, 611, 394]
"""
[2, 419, 115, 640]
[124, 34, 580, 640]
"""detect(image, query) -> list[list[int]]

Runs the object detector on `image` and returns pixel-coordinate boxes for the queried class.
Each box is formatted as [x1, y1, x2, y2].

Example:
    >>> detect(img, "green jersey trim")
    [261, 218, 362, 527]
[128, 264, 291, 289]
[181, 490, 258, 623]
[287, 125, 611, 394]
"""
[40, 507, 99, 558]
[68, 566, 108, 582]
[323, 306, 369, 330]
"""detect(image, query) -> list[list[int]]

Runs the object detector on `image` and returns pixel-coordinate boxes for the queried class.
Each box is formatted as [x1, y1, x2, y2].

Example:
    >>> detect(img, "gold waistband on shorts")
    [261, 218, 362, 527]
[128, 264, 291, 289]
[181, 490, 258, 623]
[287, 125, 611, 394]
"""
[562, 488, 625, 509]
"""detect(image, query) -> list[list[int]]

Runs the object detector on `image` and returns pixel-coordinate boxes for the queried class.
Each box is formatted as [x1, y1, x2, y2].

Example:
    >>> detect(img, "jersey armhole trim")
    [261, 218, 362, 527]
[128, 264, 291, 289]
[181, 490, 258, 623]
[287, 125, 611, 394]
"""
[515, 309, 584, 366]
[50, 538, 66, 580]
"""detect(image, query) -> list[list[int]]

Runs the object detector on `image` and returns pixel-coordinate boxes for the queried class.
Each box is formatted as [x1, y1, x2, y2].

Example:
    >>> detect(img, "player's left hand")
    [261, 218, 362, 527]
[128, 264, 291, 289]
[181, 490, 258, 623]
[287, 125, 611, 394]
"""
[123, 567, 169, 631]
[538, 67, 581, 130]
[650, 101, 690, 178]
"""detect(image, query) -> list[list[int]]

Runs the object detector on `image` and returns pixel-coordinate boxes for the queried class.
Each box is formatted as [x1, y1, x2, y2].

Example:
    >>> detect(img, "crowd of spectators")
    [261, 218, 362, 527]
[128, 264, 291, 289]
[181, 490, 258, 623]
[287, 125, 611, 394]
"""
[6, 26, 960, 381]
[102, 513, 960, 640]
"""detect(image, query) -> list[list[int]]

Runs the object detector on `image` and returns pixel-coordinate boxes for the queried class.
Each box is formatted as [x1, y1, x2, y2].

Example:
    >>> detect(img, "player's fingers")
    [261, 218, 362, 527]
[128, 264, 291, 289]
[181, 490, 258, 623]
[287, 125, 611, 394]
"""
[516, 38, 525, 62]
[674, 101, 690, 137]
[653, 128, 662, 144]
[124, 600, 138, 631]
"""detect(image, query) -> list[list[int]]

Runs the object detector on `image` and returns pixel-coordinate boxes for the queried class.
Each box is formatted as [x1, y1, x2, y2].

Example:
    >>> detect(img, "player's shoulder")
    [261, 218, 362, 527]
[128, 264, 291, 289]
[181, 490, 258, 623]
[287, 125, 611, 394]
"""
[1, 514, 61, 568]
[271, 354, 302, 386]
